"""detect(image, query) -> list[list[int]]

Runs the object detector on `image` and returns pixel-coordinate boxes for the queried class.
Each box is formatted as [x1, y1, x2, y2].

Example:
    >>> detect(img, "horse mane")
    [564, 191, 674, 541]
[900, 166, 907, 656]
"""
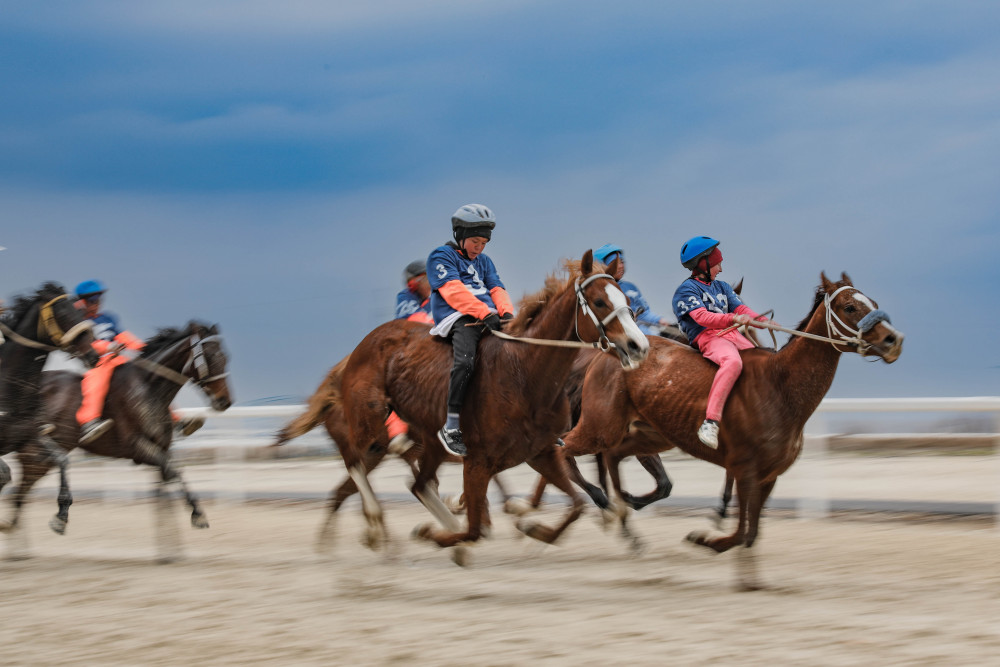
[506, 260, 582, 336]
[1, 282, 67, 327]
[783, 277, 851, 349]
[140, 320, 211, 358]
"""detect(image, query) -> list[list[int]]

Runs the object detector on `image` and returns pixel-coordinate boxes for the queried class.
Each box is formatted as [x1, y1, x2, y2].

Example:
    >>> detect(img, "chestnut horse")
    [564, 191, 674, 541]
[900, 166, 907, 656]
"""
[561, 272, 903, 589]
[0, 282, 99, 534]
[4, 322, 232, 545]
[329, 251, 649, 562]
[272, 354, 515, 537]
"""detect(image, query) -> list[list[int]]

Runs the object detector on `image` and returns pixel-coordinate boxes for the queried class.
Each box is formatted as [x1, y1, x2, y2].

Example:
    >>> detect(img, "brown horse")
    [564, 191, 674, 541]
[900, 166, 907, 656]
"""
[329, 251, 649, 562]
[561, 272, 903, 589]
[272, 354, 514, 539]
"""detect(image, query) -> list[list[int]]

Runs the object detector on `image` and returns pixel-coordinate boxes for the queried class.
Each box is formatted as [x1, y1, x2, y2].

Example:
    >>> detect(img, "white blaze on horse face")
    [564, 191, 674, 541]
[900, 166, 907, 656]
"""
[604, 283, 649, 353]
[852, 291, 876, 311]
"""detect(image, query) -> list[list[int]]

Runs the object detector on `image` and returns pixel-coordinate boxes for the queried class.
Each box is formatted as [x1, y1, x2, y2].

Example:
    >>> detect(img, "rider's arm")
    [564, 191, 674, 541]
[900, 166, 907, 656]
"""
[689, 307, 741, 330]
[734, 304, 767, 321]
[438, 280, 493, 320]
[489, 286, 514, 317]
[114, 330, 145, 351]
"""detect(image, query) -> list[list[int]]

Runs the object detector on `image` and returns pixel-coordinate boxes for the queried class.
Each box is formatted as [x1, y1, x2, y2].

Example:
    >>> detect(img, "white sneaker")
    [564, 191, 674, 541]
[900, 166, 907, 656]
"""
[697, 420, 719, 449]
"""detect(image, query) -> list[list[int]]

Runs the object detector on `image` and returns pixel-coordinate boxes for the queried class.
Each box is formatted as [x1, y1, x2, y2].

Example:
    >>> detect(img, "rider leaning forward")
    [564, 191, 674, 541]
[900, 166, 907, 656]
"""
[672, 237, 774, 449]
[74, 280, 204, 446]
[427, 204, 515, 457]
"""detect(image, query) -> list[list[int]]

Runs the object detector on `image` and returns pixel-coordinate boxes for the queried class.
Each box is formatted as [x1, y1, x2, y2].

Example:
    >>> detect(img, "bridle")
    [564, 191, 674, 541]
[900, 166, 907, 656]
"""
[0, 294, 93, 353]
[132, 331, 229, 388]
[490, 272, 635, 350]
[574, 273, 633, 351]
[823, 285, 892, 356]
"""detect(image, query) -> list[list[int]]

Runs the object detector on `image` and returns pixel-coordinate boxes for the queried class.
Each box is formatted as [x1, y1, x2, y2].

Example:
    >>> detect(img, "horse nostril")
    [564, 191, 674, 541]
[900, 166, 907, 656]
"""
[884, 334, 896, 345]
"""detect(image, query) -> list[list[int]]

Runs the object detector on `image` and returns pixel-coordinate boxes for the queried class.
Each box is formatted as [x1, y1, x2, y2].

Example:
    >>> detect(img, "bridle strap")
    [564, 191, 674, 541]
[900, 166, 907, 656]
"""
[574, 273, 630, 350]
[37, 294, 93, 348]
[135, 332, 228, 387]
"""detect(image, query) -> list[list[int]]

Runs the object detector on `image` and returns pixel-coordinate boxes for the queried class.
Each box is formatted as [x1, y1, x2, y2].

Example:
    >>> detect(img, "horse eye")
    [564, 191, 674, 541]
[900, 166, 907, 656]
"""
[594, 299, 608, 309]
[845, 305, 857, 314]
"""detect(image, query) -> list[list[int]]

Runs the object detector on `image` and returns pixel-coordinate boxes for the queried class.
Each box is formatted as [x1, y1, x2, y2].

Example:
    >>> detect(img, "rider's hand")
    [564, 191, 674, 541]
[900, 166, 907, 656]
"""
[731, 313, 751, 327]
[500, 312, 514, 325]
[482, 313, 502, 332]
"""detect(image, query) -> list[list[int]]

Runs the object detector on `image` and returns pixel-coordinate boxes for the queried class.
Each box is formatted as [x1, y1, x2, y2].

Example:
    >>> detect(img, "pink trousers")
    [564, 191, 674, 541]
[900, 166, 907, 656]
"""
[694, 329, 754, 421]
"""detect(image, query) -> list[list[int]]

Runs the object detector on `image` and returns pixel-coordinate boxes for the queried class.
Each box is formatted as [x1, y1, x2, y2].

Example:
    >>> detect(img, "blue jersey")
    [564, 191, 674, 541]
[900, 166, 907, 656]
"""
[427, 243, 505, 336]
[619, 279, 664, 336]
[394, 289, 431, 320]
[672, 278, 744, 343]
[89, 311, 124, 342]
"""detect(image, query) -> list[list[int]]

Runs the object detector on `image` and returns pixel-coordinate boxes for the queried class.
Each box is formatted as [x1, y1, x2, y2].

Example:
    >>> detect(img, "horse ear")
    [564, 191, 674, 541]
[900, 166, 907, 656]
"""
[581, 249, 594, 275]
[821, 271, 834, 292]
[733, 277, 744, 295]
[210, 324, 219, 335]
[840, 271, 852, 285]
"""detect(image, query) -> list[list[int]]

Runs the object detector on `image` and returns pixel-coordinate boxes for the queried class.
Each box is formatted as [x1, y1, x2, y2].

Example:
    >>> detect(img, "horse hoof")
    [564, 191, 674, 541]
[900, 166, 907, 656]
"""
[503, 497, 534, 516]
[411, 523, 434, 541]
[0, 520, 12, 534]
[191, 514, 210, 529]
[451, 546, 469, 567]
[49, 516, 67, 535]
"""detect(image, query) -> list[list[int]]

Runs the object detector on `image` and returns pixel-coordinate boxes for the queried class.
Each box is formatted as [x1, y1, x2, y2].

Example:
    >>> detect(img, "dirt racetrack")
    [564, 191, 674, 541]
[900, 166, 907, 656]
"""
[2, 487, 999, 667]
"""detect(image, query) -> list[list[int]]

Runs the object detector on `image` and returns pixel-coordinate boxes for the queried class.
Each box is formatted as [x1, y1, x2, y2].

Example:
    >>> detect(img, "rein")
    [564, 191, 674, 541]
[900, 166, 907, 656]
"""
[718, 286, 891, 355]
[488, 272, 629, 351]
[132, 333, 229, 387]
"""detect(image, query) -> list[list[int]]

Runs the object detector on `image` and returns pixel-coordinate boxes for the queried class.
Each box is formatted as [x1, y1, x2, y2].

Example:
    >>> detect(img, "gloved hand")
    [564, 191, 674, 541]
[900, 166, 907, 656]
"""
[500, 312, 514, 323]
[482, 313, 502, 332]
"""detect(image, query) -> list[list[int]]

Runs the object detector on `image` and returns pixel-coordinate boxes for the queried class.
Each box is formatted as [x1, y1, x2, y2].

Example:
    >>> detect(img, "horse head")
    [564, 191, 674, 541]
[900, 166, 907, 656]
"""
[183, 322, 233, 412]
[820, 272, 904, 363]
[2, 282, 98, 366]
[576, 250, 649, 370]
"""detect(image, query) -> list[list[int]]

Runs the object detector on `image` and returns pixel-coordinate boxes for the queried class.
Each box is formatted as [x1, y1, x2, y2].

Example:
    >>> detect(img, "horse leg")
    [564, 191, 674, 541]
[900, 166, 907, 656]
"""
[734, 479, 776, 592]
[138, 438, 209, 529]
[0, 446, 53, 554]
[686, 469, 758, 555]
[414, 463, 491, 553]
[564, 453, 609, 509]
[347, 459, 389, 552]
[316, 475, 359, 553]
[515, 446, 585, 545]
[37, 435, 72, 535]
[712, 473, 735, 530]
[0, 459, 12, 531]
[625, 454, 673, 511]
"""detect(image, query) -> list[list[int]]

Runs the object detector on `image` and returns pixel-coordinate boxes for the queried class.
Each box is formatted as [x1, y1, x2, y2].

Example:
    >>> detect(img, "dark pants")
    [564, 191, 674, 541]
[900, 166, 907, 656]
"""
[447, 315, 487, 414]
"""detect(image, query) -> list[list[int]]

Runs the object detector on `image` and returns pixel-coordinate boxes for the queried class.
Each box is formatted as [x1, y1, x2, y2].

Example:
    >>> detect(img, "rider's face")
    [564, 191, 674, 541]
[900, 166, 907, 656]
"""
[709, 262, 722, 280]
[461, 236, 489, 260]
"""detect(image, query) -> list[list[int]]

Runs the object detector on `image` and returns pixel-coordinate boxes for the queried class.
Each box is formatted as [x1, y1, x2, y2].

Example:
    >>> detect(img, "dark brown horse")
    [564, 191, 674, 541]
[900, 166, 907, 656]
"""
[4, 322, 232, 551]
[328, 251, 649, 562]
[0, 283, 99, 534]
[561, 272, 903, 589]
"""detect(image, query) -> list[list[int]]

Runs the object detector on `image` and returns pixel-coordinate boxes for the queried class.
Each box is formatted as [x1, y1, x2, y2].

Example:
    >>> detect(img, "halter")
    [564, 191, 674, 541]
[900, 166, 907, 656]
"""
[823, 286, 892, 356]
[574, 273, 633, 351]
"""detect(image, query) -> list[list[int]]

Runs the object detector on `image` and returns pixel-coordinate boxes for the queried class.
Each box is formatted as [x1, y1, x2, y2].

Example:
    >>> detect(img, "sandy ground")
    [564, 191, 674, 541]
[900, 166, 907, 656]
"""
[2, 474, 999, 667]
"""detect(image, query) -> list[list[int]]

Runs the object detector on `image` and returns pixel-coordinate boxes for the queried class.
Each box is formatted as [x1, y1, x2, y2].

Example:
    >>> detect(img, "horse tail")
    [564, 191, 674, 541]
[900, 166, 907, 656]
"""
[271, 354, 350, 446]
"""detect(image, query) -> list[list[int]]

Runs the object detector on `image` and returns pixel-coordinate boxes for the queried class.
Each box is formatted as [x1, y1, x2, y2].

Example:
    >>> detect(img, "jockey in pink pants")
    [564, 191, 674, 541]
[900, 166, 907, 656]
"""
[672, 237, 775, 449]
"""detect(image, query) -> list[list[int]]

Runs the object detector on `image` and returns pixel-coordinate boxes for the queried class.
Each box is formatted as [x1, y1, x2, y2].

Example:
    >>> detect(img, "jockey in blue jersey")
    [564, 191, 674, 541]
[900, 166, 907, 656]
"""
[394, 259, 433, 324]
[427, 203, 515, 457]
[593, 244, 674, 336]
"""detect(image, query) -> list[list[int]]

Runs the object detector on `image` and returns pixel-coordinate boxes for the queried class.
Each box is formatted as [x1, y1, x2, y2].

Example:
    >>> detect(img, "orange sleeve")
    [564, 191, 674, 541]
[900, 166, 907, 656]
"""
[439, 280, 492, 320]
[489, 286, 515, 317]
[92, 339, 113, 355]
[406, 311, 434, 324]
[115, 330, 146, 350]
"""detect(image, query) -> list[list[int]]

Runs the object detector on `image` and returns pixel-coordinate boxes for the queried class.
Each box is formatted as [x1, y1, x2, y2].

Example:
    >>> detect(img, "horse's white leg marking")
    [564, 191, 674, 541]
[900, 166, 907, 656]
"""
[348, 464, 387, 548]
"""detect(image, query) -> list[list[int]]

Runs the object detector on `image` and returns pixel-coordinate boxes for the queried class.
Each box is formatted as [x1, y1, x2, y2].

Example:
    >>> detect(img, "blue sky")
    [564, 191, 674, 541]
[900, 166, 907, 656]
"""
[2, 1, 998, 406]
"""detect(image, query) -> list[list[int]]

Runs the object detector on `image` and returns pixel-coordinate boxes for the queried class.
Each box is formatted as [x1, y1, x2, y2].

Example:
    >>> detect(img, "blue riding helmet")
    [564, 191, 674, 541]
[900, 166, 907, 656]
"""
[75, 279, 107, 299]
[593, 243, 624, 265]
[680, 236, 720, 270]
